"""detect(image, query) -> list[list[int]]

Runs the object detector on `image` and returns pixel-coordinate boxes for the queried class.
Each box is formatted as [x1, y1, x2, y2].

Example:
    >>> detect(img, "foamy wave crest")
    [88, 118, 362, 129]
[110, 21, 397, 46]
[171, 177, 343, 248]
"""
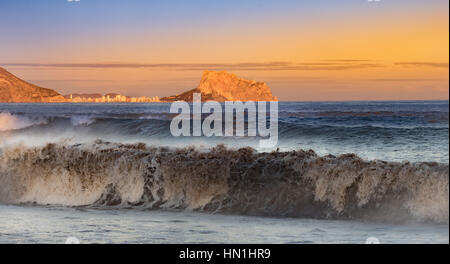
[0, 142, 448, 223]
[70, 115, 96, 126]
[0, 112, 47, 132]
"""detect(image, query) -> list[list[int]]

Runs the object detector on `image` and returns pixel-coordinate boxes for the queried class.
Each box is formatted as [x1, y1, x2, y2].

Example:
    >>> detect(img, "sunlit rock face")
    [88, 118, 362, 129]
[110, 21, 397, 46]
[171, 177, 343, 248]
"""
[197, 70, 278, 101]
[0, 67, 65, 103]
[162, 70, 278, 102]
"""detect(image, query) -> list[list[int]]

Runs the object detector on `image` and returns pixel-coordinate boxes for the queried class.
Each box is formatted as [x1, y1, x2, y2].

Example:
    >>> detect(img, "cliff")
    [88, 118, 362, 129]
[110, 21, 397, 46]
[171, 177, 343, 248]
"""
[162, 70, 278, 102]
[0, 67, 65, 103]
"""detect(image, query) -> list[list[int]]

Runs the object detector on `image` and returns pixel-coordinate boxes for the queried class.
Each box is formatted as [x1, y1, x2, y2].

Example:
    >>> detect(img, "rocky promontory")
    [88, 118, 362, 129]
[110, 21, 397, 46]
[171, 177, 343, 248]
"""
[162, 70, 278, 102]
[0, 67, 65, 103]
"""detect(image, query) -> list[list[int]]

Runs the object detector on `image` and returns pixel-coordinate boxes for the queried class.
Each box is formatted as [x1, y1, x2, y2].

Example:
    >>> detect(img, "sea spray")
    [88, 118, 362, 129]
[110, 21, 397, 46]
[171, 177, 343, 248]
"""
[0, 112, 47, 132]
[0, 141, 447, 223]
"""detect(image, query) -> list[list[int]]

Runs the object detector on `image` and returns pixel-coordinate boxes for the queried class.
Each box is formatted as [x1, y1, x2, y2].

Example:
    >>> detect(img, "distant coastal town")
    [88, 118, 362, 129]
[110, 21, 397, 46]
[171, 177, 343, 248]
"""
[1, 67, 277, 103]
[65, 93, 160, 103]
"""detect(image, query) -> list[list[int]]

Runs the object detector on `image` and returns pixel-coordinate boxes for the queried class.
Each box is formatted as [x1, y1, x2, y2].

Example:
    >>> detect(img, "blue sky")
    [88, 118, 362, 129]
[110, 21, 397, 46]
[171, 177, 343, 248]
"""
[0, 0, 448, 100]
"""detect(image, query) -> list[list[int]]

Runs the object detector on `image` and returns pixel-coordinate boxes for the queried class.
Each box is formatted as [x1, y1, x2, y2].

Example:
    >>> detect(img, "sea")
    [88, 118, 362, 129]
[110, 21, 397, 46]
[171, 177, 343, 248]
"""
[0, 100, 448, 244]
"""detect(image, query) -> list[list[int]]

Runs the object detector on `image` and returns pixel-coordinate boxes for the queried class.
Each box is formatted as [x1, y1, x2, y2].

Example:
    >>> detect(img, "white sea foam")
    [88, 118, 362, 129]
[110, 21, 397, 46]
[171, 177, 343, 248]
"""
[0, 112, 47, 132]
[0, 142, 447, 224]
[70, 115, 96, 126]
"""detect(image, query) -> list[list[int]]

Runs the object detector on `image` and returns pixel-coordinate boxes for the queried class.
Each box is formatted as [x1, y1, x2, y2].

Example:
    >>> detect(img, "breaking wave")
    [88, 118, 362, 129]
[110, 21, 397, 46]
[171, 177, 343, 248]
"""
[0, 141, 447, 224]
[0, 112, 47, 132]
[70, 115, 96, 126]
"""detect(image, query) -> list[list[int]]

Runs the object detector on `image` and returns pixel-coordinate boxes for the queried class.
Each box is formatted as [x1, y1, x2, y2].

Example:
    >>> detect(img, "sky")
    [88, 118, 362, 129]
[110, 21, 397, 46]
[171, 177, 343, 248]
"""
[0, 0, 448, 101]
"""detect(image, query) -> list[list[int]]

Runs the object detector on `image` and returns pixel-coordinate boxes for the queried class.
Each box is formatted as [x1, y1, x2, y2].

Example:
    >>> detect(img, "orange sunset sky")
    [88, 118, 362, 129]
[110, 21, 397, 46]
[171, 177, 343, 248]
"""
[0, 0, 448, 101]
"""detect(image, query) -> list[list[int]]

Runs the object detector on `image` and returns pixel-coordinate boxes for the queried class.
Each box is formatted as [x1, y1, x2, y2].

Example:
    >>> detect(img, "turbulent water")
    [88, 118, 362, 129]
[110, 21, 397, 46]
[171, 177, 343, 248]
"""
[0, 101, 448, 243]
[0, 101, 448, 162]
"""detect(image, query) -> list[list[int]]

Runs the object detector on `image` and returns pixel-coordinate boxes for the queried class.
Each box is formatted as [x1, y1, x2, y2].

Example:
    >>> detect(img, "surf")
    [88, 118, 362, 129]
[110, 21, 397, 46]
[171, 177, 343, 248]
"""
[0, 141, 447, 224]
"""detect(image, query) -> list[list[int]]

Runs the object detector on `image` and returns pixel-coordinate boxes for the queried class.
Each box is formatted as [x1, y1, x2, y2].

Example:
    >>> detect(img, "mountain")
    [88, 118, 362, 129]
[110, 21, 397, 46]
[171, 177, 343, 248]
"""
[162, 70, 278, 102]
[0, 67, 65, 103]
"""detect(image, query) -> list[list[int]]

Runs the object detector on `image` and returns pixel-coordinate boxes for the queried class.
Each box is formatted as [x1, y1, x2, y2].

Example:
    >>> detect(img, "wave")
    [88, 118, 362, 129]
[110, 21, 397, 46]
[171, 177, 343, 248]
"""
[0, 141, 447, 224]
[1, 113, 447, 136]
[1, 111, 448, 163]
[70, 115, 96, 126]
[0, 112, 48, 132]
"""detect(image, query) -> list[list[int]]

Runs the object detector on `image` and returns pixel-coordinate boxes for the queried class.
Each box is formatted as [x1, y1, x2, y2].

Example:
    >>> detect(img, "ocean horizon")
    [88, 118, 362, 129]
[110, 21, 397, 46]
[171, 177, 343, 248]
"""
[0, 0, 448, 247]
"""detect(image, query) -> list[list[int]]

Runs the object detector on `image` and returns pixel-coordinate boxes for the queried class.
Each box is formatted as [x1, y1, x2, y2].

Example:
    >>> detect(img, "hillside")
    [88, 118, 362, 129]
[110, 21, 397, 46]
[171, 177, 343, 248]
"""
[0, 67, 65, 103]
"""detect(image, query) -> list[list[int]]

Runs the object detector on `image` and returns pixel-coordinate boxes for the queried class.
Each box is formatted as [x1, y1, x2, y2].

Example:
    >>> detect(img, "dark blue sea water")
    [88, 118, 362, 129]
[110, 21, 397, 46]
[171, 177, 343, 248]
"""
[0, 101, 448, 243]
[1, 101, 448, 163]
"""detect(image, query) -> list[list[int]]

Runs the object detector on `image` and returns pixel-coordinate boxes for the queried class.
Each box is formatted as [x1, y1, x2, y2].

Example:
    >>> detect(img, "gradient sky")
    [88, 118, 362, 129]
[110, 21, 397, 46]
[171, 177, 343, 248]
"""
[0, 0, 448, 101]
